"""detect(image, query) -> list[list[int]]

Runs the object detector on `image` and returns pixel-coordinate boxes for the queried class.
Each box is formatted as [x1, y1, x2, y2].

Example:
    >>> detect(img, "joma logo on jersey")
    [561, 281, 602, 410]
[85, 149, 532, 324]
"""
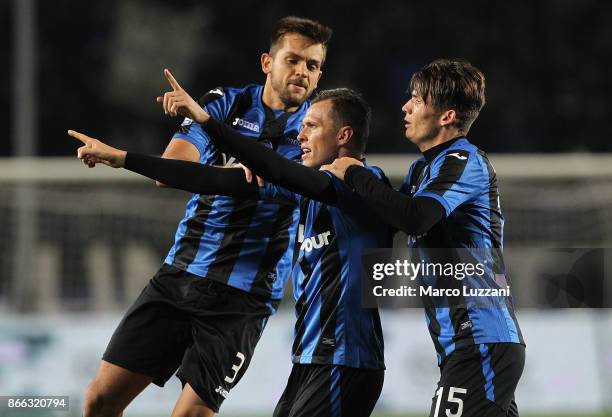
[447, 152, 468, 160]
[209, 88, 224, 96]
[232, 117, 260, 132]
[298, 224, 332, 253]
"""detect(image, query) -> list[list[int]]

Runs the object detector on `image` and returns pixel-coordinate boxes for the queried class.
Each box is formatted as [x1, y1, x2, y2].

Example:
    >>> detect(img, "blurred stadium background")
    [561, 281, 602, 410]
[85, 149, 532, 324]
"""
[1, 0, 611, 416]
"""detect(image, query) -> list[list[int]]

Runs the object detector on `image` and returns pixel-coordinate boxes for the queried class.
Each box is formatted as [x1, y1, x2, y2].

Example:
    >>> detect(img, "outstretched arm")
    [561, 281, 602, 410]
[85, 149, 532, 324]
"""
[124, 153, 259, 197]
[67, 130, 259, 198]
[155, 69, 337, 204]
[325, 158, 445, 236]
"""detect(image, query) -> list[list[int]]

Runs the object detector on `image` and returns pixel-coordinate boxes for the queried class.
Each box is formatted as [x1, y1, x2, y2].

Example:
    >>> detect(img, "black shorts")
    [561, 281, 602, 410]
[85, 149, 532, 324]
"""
[429, 343, 525, 417]
[102, 264, 276, 413]
[273, 364, 384, 417]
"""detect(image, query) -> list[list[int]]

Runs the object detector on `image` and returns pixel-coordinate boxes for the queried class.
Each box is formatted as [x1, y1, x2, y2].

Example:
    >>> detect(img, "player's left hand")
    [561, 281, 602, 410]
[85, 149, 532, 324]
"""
[321, 157, 364, 180]
[237, 163, 266, 187]
[156, 69, 210, 124]
[222, 162, 265, 187]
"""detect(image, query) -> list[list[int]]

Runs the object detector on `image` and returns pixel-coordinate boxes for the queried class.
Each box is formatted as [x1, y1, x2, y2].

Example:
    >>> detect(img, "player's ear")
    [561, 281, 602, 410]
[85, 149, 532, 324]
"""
[440, 109, 456, 128]
[337, 126, 353, 146]
[261, 53, 273, 75]
[315, 69, 323, 86]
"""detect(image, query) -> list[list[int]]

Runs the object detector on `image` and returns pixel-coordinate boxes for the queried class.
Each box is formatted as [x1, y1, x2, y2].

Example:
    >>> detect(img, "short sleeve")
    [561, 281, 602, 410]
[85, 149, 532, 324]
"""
[197, 87, 228, 121]
[172, 87, 229, 163]
[414, 150, 485, 216]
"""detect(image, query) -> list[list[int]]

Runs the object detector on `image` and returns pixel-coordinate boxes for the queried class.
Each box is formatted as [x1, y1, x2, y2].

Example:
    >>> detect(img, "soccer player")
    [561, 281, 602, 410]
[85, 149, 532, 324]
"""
[80, 17, 332, 417]
[325, 59, 525, 417]
[69, 86, 389, 417]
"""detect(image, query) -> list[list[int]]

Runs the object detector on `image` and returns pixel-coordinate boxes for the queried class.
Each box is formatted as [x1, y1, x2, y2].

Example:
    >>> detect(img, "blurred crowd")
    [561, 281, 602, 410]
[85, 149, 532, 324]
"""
[1, 0, 610, 156]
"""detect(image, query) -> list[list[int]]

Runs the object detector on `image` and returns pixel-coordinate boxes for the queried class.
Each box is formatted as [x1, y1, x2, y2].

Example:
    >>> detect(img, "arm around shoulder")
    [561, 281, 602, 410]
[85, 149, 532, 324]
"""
[345, 165, 446, 235]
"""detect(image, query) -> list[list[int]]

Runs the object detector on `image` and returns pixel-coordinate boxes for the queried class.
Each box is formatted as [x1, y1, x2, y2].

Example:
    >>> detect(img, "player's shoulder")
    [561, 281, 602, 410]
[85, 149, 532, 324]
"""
[434, 138, 486, 168]
[197, 84, 263, 108]
[429, 138, 494, 187]
[197, 86, 227, 107]
[294, 97, 312, 116]
[363, 163, 392, 187]
[445, 137, 482, 156]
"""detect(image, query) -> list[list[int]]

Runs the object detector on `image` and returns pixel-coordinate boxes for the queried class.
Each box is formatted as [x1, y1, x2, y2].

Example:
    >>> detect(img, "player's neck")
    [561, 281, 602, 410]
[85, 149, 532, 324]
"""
[314, 149, 363, 170]
[338, 148, 364, 162]
[262, 82, 299, 113]
[417, 129, 463, 153]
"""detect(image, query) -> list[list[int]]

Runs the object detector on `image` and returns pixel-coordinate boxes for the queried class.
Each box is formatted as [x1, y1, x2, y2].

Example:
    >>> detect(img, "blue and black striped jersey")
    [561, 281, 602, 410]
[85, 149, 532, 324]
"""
[259, 167, 390, 370]
[165, 84, 308, 305]
[402, 138, 525, 365]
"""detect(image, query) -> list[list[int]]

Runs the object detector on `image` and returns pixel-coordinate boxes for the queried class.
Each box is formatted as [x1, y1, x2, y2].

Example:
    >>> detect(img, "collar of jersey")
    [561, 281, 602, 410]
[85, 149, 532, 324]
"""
[258, 87, 309, 119]
[422, 136, 466, 163]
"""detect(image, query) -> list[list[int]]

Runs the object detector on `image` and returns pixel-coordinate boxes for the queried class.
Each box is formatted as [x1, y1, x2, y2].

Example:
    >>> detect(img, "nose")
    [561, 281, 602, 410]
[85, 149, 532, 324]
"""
[294, 60, 307, 77]
[402, 100, 412, 115]
[297, 128, 307, 143]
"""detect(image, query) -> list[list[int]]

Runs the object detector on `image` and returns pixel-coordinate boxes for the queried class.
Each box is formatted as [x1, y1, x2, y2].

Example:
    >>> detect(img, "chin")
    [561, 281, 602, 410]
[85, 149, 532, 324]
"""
[292, 91, 308, 102]
[282, 94, 305, 108]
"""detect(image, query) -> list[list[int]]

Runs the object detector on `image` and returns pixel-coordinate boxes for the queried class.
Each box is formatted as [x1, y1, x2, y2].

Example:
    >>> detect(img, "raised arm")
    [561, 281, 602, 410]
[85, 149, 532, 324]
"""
[156, 69, 337, 204]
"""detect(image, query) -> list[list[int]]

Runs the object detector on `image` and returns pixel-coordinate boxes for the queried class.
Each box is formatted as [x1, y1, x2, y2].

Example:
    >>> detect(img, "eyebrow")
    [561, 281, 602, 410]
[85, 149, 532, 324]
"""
[286, 52, 321, 67]
[302, 116, 322, 126]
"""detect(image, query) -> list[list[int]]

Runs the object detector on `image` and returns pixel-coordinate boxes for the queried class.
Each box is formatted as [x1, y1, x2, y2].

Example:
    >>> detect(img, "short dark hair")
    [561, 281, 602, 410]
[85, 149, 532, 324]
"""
[313, 88, 371, 154]
[410, 58, 486, 134]
[270, 16, 332, 59]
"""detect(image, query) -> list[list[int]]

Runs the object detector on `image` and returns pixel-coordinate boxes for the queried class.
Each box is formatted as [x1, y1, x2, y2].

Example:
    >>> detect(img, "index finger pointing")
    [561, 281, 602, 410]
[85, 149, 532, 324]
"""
[164, 68, 182, 91]
[67, 129, 93, 145]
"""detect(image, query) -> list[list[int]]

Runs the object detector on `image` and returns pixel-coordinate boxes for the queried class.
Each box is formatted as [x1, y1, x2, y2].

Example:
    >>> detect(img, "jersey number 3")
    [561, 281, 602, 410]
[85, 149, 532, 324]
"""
[224, 352, 246, 384]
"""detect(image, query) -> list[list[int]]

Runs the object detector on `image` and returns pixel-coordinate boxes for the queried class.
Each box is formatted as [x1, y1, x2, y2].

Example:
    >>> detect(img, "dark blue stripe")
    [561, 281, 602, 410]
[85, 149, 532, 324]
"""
[330, 365, 342, 417]
[479, 344, 496, 401]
